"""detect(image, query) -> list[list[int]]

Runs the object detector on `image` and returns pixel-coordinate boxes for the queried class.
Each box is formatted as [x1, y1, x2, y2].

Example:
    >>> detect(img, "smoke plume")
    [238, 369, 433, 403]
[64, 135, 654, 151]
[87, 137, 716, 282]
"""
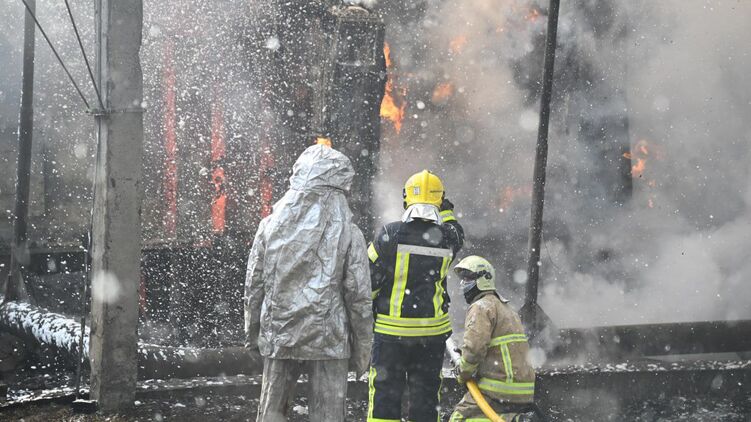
[375, 0, 751, 327]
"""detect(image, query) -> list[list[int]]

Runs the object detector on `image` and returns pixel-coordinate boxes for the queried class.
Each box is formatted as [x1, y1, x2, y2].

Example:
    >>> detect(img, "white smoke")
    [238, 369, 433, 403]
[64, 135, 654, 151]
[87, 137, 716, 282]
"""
[542, 0, 751, 326]
[376, 0, 751, 327]
[1, 0, 748, 329]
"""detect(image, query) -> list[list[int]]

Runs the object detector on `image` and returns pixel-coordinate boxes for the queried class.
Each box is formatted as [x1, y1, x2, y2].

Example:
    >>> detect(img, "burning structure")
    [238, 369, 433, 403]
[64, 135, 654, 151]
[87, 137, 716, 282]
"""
[371, 0, 751, 328]
[1, 0, 750, 418]
[1, 1, 385, 347]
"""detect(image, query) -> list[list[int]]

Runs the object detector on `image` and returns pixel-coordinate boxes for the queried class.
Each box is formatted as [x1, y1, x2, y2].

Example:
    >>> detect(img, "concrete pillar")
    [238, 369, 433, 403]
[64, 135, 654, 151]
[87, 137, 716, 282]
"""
[89, 0, 143, 411]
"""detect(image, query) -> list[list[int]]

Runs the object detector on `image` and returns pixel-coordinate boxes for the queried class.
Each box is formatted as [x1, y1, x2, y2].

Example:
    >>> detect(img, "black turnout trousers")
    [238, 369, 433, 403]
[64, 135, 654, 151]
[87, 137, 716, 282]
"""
[368, 335, 446, 422]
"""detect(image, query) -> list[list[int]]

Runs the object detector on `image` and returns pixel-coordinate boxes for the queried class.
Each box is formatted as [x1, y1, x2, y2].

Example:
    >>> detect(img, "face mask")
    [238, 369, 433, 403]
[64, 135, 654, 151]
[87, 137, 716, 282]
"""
[460, 278, 477, 296]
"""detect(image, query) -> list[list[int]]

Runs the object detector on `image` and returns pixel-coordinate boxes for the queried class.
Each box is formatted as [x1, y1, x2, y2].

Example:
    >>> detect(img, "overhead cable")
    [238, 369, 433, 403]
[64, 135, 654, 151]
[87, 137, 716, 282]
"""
[18, 0, 91, 109]
[64, 0, 104, 110]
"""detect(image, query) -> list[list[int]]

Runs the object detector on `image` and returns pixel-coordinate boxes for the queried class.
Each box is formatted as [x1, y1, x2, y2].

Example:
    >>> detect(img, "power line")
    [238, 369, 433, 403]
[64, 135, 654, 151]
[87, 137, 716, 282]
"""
[18, 0, 91, 110]
[64, 0, 104, 110]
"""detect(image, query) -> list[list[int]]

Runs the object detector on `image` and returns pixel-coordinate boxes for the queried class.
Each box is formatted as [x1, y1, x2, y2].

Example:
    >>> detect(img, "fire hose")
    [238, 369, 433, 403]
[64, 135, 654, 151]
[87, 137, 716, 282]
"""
[446, 337, 506, 422]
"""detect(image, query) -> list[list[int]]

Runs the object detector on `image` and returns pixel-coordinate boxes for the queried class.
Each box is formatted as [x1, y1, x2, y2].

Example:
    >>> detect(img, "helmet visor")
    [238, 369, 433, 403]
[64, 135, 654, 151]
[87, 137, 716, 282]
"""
[456, 268, 485, 281]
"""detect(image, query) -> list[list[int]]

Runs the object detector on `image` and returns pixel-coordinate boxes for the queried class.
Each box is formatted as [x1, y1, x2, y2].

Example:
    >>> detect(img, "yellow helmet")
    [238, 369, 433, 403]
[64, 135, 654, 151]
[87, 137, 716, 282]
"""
[454, 256, 496, 291]
[403, 170, 444, 208]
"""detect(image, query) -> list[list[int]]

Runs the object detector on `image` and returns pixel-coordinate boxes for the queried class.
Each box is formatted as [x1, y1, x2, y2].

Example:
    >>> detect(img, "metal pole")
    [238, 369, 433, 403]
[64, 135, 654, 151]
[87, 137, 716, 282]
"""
[521, 0, 560, 331]
[5, 0, 36, 302]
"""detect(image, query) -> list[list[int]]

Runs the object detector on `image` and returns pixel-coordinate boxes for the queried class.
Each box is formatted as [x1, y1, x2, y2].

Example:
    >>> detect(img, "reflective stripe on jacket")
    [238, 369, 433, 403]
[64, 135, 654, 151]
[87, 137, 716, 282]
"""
[368, 210, 463, 339]
[460, 292, 535, 403]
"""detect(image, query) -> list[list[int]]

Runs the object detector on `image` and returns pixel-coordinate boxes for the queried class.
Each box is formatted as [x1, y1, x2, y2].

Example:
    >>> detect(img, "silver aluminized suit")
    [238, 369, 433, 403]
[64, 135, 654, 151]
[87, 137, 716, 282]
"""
[244, 144, 373, 422]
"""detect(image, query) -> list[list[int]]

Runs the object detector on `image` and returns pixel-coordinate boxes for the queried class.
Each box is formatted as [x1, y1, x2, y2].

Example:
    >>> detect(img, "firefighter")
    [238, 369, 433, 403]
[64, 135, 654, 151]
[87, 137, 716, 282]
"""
[245, 143, 373, 422]
[367, 170, 464, 422]
[449, 256, 536, 422]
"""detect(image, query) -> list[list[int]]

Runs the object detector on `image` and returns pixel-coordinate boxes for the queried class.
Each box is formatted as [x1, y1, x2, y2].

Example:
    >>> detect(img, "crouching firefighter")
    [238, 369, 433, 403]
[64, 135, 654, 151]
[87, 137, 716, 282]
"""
[367, 170, 464, 422]
[449, 256, 536, 422]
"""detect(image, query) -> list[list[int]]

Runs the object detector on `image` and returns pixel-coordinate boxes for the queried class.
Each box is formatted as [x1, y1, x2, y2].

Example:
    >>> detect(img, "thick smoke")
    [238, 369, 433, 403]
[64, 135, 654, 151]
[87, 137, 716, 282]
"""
[1, 0, 749, 330]
[375, 0, 751, 327]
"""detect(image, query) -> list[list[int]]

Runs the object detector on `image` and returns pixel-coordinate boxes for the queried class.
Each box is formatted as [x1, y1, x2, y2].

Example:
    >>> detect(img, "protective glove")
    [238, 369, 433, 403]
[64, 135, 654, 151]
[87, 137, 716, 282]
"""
[454, 356, 478, 385]
[454, 364, 475, 385]
[440, 198, 455, 212]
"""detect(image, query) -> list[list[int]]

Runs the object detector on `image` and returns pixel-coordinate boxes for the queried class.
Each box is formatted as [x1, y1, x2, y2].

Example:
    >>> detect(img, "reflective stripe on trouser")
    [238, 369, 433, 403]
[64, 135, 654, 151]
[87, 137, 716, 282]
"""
[368, 337, 445, 422]
[449, 392, 524, 422]
[373, 313, 452, 337]
[257, 357, 348, 422]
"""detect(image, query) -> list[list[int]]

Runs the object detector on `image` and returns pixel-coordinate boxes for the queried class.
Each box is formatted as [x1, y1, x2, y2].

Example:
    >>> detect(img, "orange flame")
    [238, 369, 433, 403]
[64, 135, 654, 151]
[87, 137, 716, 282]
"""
[626, 139, 662, 208]
[525, 8, 541, 22]
[627, 139, 651, 178]
[499, 186, 533, 211]
[449, 35, 468, 54]
[210, 99, 227, 235]
[316, 137, 332, 148]
[632, 158, 646, 177]
[380, 43, 406, 133]
[432, 82, 454, 104]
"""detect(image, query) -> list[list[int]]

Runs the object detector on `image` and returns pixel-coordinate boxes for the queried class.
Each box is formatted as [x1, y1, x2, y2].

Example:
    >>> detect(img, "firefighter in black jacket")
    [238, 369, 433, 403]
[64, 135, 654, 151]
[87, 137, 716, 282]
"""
[367, 170, 464, 422]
